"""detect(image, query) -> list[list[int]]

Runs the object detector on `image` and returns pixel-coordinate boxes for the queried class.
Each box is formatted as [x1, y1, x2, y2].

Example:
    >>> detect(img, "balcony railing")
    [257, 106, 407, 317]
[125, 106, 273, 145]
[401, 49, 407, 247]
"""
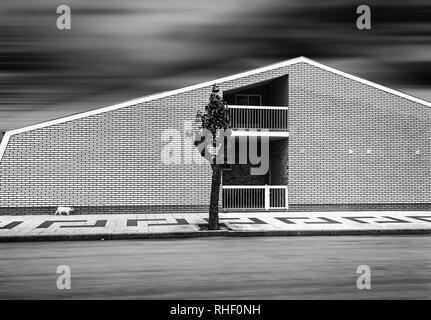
[229, 105, 288, 131]
[222, 185, 288, 211]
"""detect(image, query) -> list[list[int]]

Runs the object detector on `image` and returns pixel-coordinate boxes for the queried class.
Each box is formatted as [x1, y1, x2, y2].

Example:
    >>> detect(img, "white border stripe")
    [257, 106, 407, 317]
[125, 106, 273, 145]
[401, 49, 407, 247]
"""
[1, 56, 431, 163]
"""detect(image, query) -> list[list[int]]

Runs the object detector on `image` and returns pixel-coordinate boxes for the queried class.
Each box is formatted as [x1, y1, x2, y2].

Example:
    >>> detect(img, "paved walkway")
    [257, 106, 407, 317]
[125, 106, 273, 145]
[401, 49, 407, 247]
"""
[1, 211, 431, 242]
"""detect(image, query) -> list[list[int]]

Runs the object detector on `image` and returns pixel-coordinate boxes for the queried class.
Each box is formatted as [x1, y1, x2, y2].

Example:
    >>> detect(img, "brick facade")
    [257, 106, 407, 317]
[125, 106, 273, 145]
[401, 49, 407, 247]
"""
[288, 63, 431, 207]
[1, 58, 431, 213]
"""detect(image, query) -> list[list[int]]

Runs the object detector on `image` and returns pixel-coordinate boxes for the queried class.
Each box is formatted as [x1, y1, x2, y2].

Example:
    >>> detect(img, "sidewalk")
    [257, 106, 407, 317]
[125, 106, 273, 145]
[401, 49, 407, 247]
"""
[1, 211, 431, 242]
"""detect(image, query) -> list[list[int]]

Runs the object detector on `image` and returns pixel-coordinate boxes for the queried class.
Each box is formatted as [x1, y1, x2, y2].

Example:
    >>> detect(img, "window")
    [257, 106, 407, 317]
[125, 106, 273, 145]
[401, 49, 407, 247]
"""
[235, 94, 262, 106]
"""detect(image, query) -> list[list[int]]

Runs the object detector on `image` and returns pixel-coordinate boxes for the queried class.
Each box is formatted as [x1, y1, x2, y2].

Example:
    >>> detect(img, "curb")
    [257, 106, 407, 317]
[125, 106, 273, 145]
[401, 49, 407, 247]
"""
[0, 228, 430, 242]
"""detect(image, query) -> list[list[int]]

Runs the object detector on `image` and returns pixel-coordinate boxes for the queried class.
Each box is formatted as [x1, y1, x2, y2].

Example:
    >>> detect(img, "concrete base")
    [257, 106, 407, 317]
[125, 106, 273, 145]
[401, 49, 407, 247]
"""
[0, 228, 430, 243]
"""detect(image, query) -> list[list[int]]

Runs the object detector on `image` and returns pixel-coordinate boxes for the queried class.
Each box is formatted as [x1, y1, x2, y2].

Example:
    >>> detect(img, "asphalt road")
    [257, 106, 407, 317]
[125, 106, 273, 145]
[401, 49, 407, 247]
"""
[0, 236, 430, 299]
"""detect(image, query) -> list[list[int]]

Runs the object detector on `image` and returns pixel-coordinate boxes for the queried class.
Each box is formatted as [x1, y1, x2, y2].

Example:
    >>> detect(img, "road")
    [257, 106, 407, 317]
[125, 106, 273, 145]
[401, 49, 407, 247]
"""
[0, 236, 430, 299]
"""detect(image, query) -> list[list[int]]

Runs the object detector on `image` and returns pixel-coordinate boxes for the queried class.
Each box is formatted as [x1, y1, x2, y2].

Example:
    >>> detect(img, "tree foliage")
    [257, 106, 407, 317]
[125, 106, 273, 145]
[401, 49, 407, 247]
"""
[194, 84, 230, 163]
[196, 84, 230, 138]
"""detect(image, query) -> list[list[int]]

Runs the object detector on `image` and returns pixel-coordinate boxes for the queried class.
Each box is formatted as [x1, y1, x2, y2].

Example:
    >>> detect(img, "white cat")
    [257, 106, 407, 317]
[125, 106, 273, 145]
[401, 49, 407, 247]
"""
[54, 206, 74, 216]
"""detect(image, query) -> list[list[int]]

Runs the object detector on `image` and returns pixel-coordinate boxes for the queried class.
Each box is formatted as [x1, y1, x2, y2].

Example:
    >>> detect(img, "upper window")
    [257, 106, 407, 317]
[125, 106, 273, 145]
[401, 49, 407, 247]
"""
[235, 94, 262, 106]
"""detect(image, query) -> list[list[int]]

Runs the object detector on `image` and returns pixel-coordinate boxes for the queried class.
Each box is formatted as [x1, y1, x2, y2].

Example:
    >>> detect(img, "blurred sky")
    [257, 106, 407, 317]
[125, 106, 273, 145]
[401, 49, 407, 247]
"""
[0, 0, 430, 131]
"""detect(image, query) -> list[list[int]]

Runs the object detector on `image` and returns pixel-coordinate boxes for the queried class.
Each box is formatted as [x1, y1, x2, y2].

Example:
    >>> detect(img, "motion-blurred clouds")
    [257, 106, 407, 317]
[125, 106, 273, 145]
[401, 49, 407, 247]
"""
[0, 0, 430, 130]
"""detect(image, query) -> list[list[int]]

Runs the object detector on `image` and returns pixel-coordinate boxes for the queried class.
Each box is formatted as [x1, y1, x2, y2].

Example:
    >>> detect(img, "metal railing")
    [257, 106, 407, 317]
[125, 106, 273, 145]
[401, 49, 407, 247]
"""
[229, 105, 288, 130]
[222, 185, 288, 210]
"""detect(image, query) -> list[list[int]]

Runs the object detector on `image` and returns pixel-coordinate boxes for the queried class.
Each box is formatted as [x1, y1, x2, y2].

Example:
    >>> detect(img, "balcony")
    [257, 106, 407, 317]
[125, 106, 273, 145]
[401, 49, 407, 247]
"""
[222, 185, 288, 211]
[229, 105, 288, 135]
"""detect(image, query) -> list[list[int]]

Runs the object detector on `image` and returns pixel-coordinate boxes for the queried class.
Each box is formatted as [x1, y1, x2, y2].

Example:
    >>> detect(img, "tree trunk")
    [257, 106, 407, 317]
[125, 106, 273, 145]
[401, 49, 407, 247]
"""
[208, 164, 222, 230]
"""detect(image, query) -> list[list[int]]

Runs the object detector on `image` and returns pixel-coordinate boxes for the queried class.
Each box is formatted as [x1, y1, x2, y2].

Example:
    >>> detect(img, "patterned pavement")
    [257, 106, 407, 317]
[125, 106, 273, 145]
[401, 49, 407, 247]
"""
[1, 211, 431, 241]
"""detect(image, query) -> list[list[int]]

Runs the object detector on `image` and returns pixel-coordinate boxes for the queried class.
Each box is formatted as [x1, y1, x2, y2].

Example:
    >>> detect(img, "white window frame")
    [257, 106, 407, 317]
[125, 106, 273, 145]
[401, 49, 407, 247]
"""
[235, 94, 262, 106]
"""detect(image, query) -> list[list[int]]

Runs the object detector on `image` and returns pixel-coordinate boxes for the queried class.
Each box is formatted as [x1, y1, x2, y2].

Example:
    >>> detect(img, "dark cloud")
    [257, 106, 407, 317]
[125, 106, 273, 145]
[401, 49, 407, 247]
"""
[0, 0, 430, 130]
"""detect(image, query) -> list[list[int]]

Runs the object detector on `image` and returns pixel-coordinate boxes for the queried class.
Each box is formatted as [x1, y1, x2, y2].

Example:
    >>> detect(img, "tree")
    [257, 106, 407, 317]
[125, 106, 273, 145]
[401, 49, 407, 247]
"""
[194, 84, 230, 230]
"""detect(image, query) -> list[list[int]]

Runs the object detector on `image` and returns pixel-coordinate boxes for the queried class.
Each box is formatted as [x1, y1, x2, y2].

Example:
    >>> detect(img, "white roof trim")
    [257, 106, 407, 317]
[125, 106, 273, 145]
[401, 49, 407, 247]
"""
[1, 56, 431, 163]
[232, 130, 289, 137]
[304, 58, 431, 108]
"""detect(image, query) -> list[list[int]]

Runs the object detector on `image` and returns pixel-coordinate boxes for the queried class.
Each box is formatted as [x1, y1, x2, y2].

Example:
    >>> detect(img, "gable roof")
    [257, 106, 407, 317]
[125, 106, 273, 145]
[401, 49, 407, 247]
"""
[1, 56, 431, 162]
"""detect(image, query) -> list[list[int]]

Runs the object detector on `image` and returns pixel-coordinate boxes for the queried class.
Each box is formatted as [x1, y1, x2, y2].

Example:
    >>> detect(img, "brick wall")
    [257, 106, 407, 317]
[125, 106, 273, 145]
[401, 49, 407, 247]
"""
[0, 205, 208, 216]
[0, 63, 300, 211]
[1, 61, 431, 212]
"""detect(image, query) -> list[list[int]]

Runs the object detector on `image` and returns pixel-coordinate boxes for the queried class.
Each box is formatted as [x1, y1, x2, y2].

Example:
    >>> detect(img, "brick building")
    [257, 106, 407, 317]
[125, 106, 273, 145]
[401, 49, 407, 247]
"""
[1, 57, 431, 215]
